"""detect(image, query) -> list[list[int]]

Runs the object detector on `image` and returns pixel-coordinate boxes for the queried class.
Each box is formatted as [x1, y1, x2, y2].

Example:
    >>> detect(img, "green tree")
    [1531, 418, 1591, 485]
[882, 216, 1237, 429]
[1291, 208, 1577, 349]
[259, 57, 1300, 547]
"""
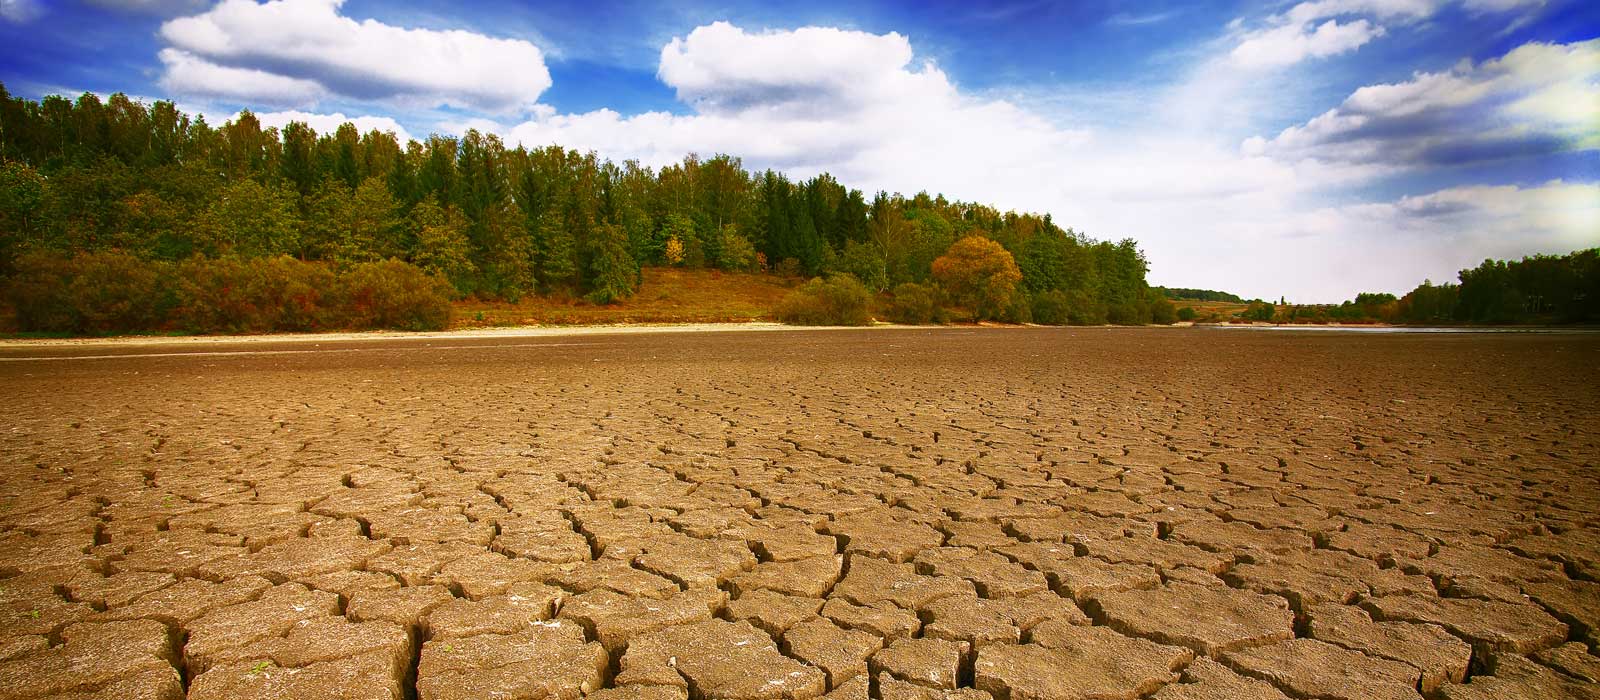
[196, 177, 299, 257]
[837, 239, 888, 292]
[537, 214, 579, 292]
[407, 196, 475, 292]
[586, 222, 638, 304]
[0, 160, 46, 271]
[1243, 301, 1276, 322]
[717, 224, 758, 272]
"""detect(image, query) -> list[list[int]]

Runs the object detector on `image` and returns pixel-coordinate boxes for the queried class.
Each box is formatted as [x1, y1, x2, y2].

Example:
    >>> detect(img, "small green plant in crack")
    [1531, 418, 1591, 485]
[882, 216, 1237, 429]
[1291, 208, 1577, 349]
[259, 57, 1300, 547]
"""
[248, 661, 272, 676]
[25, 609, 40, 619]
[441, 643, 454, 653]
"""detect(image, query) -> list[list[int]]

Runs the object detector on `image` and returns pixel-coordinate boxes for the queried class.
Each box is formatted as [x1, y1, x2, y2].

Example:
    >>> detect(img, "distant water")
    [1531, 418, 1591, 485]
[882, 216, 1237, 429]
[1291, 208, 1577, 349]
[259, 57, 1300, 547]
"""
[1205, 325, 1598, 334]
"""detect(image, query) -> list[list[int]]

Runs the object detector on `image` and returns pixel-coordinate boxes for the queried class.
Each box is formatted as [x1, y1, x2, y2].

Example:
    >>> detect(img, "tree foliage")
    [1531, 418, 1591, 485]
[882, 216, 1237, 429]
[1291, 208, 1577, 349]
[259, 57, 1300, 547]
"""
[4, 252, 451, 334]
[774, 273, 873, 326]
[0, 84, 1182, 329]
[1275, 249, 1598, 325]
[931, 236, 1023, 321]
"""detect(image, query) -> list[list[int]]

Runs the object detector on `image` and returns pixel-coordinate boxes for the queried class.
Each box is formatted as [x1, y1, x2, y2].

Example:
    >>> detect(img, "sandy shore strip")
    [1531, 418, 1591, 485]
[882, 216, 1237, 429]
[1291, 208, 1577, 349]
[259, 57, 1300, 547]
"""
[0, 321, 934, 349]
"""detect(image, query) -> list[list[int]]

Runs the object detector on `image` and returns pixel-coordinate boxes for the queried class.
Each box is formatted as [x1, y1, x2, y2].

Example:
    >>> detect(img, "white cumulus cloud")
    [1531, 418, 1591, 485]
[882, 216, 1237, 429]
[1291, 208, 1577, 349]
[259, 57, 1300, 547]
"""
[1250, 39, 1600, 167]
[656, 22, 948, 115]
[158, 0, 551, 113]
[1227, 0, 1550, 69]
[1231, 18, 1386, 68]
[158, 48, 326, 107]
[250, 109, 412, 142]
[480, 22, 1086, 207]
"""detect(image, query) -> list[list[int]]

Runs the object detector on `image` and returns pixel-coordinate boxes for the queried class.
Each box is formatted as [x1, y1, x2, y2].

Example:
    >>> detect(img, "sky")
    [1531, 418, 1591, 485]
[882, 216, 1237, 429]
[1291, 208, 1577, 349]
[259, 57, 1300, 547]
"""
[1, 0, 1597, 302]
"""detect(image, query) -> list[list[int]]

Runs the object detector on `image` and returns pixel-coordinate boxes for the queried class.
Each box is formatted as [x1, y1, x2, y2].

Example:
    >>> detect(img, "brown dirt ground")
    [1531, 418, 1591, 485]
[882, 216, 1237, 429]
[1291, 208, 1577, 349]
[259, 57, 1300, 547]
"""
[0, 327, 1597, 700]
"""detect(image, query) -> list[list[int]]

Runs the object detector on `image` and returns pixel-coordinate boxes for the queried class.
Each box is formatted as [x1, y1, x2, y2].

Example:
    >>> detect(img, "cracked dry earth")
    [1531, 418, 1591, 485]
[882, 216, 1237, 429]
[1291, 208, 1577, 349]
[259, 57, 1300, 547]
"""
[0, 327, 1597, 700]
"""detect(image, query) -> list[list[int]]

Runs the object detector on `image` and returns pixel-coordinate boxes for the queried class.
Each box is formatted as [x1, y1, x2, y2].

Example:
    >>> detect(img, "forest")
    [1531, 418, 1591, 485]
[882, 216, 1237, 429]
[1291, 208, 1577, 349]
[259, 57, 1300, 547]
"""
[1264, 249, 1600, 325]
[1155, 287, 1247, 303]
[0, 86, 1167, 334]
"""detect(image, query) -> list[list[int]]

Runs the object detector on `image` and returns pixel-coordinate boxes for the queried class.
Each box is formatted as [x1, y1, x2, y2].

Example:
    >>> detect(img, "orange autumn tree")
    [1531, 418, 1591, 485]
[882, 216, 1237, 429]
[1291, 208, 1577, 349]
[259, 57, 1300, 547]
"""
[931, 235, 1023, 321]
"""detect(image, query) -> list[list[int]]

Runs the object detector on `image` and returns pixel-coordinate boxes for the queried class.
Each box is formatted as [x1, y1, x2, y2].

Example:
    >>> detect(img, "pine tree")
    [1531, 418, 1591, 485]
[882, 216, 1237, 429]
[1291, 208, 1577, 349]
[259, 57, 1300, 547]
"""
[586, 222, 638, 304]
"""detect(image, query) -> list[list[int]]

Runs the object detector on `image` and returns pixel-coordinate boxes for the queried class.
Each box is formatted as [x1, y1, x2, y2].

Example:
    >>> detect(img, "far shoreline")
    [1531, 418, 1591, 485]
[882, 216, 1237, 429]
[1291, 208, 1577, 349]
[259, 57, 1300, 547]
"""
[7, 319, 1600, 349]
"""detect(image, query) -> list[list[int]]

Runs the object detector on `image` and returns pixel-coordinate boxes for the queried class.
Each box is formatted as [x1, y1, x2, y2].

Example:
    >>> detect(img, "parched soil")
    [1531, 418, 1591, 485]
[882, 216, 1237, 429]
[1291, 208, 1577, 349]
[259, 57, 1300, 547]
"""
[0, 327, 1597, 700]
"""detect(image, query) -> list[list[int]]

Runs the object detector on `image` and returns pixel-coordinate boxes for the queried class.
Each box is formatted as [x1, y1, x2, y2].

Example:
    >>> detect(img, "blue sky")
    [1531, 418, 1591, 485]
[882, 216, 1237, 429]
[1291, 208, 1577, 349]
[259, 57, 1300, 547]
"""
[2, 0, 1597, 301]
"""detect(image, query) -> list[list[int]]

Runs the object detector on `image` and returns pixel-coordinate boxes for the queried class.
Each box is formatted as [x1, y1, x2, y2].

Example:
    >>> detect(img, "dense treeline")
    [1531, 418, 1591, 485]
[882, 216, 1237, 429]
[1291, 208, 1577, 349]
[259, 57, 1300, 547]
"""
[1155, 286, 1245, 303]
[0, 86, 1166, 332]
[1276, 249, 1600, 325]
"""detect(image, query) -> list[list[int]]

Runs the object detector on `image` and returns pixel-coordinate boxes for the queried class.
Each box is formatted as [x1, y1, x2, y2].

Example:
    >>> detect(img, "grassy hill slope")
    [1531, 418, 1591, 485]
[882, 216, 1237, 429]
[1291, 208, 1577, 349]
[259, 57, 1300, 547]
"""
[453, 267, 800, 328]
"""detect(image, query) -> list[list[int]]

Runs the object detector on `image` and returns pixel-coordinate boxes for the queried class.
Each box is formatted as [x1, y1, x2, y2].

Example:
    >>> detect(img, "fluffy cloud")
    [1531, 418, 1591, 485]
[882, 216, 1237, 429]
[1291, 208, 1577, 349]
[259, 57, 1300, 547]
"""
[158, 0, 550, 112]
[486, 22, 1086, 207]
[1230, 18, 1386, 68]
[656, 22, 947, 115]
[1228, 0, 1547, 69]
[250, 110, 412, 142]
[1228, 0, 1435, 69]
[158, 48, 326, 107]
[1246, 39, 1600, 167]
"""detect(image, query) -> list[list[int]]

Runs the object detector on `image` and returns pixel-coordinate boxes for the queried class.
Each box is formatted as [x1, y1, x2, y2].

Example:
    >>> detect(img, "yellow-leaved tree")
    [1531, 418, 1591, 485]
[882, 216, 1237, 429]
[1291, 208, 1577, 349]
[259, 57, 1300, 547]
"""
[931, 235, 1022, 321]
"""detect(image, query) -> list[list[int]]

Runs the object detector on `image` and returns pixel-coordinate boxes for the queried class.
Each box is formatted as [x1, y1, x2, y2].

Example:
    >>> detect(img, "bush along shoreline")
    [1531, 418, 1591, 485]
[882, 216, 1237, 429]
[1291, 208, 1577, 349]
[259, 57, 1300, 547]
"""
[6, 251, 453, 335]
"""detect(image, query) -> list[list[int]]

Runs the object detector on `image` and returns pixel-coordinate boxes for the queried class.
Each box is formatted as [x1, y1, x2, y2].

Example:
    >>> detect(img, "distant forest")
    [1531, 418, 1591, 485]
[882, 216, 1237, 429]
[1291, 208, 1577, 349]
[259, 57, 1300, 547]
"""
[1216, 249, 1600, 326]
[1155, 287, 1247, 303]
[0, 86, 1170, 333]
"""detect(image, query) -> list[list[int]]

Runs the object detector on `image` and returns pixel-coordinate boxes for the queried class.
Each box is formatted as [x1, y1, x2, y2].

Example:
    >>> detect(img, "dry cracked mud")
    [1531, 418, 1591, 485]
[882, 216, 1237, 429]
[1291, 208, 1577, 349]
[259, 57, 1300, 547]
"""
[0, 326, 1597, 699]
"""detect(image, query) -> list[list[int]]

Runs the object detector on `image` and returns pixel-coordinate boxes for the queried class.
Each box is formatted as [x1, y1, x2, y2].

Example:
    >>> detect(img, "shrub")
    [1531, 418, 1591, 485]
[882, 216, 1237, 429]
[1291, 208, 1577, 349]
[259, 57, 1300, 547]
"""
[1031, 290, 1071, 326]
[8, 253, 452, 334]
[1176, 306, 1197, 322]
[1106, 299, 1149, 325]
[173, 256, 339, 333]
[74, 254, 172, 334]
[1000, 289, 1033, 324]
[338, 260, 454, 331]
[247, 256, 339, 331]
[1149, 294, 1177, 325]
[1064, 290, 1107, 325]
[6, 250, 172, 333]
[886, 282, 943, 324]
[775, 273, 873, 326]
[173, 257, 261, 333]
[6, 251, 84, 332]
